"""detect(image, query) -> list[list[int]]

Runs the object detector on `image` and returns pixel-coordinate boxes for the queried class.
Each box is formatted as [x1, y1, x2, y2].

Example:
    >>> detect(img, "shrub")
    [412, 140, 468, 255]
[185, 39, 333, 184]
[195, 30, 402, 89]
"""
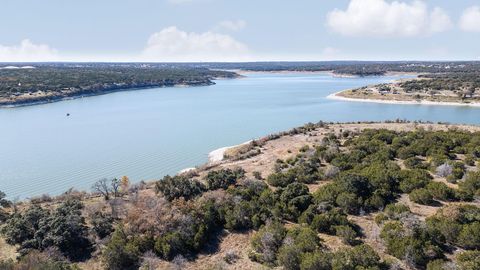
[331, 244, 382, 270]
[278, 245, 302, 270]
[380, 221, 443, 267]
[224, 201, 254, 230]
[404, 157, 427, 169]
[457, 222, 480, 250]
[335, 192, 361, 214]
[155, 175, 204, 201]
[205, 168, 245, 190]
[426, 182, 455, 201]
[103, 226, 141, 270]
[465, 155, 476, 166]
[300, 252, 331, 270]
[223, 250, 239, 264]
[334, 225, 357, 245]
[426, 259, 448, 270]
[285, 226, 320, 253]
[2, 200, 92, 261]
[276, 226, 322, 270]
[452, 167, 465, 180]
[304, 207, 351, 235]
[399, 169, 432, 193]
[457, 250, 480, 270]
[90, 211, 114, 239]
[384, 203, 410, 219]
[459, 172, 480, 198]
[253, 171, 262, 180]
[250, 222, 286, 265]
[154, 232, 188, 260]
[426, 205, 480, 249]
[324, 166, 340, 179]
[277, 183, 313, 221]
[267, 170, 296, 187]
[409, 188, 434, 205]
[1, 250, 79, 270]
[446, 175, 457, 184]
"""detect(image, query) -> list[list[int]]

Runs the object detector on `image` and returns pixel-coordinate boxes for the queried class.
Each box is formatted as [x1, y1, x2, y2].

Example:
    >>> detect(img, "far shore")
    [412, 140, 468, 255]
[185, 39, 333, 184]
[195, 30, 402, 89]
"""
[327, 91, 480, 108]
[234, 69, 419, 78]
[0, 82, 216, 109]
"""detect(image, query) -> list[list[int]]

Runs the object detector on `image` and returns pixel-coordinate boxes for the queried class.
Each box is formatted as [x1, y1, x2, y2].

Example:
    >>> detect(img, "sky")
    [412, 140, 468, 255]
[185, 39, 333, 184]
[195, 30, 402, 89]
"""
[1, 0, 480, 62]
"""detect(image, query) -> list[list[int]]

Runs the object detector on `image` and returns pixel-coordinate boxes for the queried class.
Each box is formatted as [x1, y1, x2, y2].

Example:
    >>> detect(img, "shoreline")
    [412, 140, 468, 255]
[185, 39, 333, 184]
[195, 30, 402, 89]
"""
[8, 120, 480, 200]
[208, 140, 253, 163]
[326, 91, 480, 108]
[0, 82, 216, 109]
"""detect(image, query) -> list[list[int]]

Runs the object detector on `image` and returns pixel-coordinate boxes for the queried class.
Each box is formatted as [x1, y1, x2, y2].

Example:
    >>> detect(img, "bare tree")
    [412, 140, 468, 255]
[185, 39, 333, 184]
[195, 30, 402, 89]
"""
[436, 163, 453, 178]
[111, 178, 121, 198]
[92, 178, 123, 201]
[92, 178, 111, 200]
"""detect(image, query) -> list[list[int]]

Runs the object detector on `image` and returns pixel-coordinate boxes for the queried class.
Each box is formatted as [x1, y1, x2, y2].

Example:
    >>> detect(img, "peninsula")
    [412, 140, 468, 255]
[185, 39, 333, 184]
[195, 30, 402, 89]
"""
[330, 71, 480, 107]
[2, 121, 480, 269]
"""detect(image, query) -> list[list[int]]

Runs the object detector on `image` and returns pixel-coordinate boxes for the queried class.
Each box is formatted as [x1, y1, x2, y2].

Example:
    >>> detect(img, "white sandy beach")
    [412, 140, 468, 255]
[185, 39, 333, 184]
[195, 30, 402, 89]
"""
[327, 91, 480, 108]
[179, 167, 196, 174]
[208, 140, 253, 163]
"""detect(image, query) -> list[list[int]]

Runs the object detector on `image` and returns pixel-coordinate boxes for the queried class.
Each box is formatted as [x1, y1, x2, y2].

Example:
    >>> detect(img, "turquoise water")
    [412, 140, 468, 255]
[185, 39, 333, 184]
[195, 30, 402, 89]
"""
[1, 72, 480, 199]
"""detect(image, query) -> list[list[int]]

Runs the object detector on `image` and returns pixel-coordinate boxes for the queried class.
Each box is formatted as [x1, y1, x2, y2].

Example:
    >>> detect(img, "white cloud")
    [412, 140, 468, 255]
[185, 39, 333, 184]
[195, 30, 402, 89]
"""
[215, 20, 247, 32]
[141, 26, 250, 62]
[0, 39, 59, 62]
[326, 0, 452, 37]
[459, 6, 480, 33]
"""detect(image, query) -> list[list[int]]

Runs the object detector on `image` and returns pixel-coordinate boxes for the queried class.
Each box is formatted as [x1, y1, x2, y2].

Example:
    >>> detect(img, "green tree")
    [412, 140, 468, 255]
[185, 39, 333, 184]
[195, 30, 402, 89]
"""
[205, 168, 245, 190]
[103, 226, 140, 270]
[155, 175, 204, 201]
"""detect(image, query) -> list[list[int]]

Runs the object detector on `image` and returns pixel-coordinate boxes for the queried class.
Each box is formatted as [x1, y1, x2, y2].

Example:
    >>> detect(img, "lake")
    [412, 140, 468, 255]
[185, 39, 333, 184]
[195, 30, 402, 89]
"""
[1, 72, 480, 199]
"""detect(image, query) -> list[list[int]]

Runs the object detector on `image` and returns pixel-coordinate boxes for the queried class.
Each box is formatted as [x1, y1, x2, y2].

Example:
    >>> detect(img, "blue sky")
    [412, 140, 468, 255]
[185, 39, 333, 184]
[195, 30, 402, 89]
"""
[1, 0, 479, 62]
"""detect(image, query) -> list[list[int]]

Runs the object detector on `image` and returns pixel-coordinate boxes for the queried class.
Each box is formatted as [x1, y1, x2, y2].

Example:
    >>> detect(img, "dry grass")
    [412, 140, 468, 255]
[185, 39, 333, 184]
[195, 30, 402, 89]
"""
[0, 237, 17, 261]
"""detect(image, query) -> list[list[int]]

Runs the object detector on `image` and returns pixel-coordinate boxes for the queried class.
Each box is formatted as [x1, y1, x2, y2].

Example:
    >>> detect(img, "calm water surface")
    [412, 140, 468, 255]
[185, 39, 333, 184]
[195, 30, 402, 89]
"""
[1, 72, 480, 198]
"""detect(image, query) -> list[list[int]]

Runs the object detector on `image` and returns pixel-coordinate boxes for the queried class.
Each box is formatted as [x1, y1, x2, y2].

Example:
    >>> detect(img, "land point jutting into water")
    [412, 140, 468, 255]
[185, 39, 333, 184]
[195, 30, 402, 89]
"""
[3, 120, 480, 270]
[330, 71, 480, 107]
